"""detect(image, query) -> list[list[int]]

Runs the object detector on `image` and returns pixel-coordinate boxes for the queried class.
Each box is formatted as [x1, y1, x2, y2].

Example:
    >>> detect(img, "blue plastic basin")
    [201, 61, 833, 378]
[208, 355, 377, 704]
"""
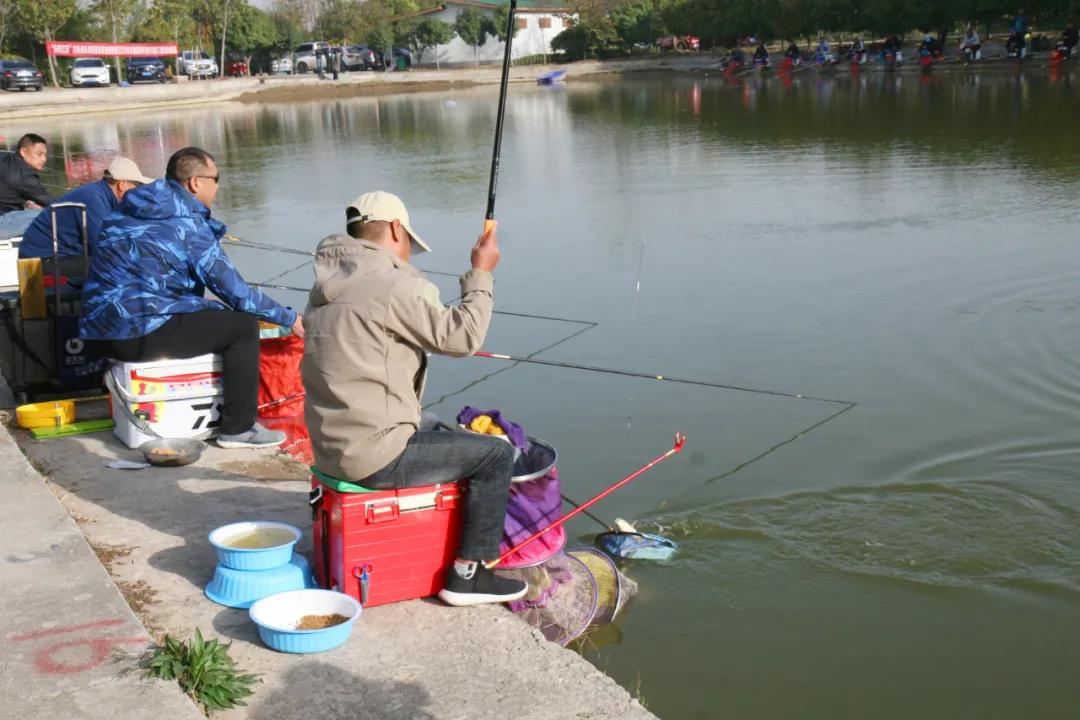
[249, 589, 362, 654]
[205, 554, 315, 608]
[208, 521, 301, 571]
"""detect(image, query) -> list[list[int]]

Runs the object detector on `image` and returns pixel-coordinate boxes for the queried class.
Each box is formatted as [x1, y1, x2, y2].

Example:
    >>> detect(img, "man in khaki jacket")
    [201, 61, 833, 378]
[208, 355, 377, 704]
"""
[301, 191, 527, 606]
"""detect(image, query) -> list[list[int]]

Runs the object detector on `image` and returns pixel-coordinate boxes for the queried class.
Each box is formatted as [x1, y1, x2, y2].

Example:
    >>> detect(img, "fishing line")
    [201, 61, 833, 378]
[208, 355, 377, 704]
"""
[261, 258, 312, 285]
[462, 346, 859, 496]
[422, 319, 598, 412]
[224, 235, 460, 278]
[250, 281, 600, 329]
[472, 351, 854, 405]
[701, 400, 856, 485]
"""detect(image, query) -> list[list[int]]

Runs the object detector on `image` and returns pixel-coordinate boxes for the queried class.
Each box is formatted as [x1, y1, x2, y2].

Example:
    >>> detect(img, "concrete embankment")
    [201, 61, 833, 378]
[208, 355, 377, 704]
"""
[0, 56, 719, 122]
[0, 385, 655, 720]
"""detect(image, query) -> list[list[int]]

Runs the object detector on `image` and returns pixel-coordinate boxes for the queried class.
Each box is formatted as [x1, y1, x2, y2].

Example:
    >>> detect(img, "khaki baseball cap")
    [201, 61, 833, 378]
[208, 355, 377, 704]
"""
[104, 157, 154, 185]
[346, 191, 431, 254]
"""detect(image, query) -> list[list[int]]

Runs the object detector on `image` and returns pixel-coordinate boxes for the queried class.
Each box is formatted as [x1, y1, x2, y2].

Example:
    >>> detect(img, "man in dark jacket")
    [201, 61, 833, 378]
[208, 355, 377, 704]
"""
[1063, 21, 1078, 52]
[19, 156, 152, 260]
[0, 133, 52, 239]
[81, 146, 304, 449]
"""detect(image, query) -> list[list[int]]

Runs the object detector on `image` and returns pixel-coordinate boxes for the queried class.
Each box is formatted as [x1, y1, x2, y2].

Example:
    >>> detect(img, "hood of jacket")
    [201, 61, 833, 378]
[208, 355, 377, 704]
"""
[309, 234, 422, 306]
[120, 179, 226, 238]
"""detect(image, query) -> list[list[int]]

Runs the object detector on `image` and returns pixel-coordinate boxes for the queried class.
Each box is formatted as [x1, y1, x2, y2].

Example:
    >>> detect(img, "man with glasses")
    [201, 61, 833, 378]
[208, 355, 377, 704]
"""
[80, 146, 303, 449]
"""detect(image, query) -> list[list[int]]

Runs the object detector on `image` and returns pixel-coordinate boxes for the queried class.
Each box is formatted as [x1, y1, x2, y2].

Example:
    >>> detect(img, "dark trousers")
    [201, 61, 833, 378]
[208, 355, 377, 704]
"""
[97, 310, 259, 435]
[360, 430, 515, 561]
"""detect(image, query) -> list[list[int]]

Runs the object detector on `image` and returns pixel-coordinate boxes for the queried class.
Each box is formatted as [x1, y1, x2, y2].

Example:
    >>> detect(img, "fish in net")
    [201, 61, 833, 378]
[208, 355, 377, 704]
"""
[499, 548, 638, 646]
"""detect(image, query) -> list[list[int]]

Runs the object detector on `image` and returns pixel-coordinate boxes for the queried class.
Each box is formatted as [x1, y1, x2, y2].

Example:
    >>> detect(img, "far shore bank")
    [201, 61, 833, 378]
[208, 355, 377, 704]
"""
[0, 56, 713, 122]
[0, 50, 1067, 123]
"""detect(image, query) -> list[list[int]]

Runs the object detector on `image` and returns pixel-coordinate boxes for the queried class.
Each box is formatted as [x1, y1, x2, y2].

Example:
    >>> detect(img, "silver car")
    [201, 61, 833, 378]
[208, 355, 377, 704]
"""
[292, 41, 330, 74]
[271, 56, 293, 75]
[180, 50, 219, 78]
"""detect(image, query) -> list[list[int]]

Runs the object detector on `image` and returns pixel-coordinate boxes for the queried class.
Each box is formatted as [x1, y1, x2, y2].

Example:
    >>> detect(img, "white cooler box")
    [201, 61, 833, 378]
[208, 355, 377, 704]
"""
[0, 237, 21, 288]
[106, 354, 224, 449]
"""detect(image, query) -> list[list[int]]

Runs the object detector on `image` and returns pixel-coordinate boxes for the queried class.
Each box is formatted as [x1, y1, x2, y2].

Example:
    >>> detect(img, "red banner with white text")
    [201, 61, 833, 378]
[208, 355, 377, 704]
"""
[46, 41, 179, 58]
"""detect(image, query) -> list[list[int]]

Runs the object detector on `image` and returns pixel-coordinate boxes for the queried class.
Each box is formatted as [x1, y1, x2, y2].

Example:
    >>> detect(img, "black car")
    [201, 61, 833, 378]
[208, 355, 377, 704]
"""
[0, 59, 45, 91]
[126, 57, 167, 84]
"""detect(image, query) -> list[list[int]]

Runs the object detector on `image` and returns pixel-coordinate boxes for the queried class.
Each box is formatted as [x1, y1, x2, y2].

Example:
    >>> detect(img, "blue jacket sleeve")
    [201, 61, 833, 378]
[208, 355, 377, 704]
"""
[191, 236, 297, 327]
[83, 188, 114, 254]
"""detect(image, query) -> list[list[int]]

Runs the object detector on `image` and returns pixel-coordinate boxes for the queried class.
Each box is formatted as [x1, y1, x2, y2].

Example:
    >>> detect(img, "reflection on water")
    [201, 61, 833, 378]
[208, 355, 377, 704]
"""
[21, 70, 1080, 719]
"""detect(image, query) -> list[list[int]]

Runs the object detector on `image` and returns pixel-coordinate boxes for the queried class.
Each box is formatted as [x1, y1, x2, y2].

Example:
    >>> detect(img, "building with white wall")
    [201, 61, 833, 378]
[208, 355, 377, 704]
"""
[414, 0, 571, 67]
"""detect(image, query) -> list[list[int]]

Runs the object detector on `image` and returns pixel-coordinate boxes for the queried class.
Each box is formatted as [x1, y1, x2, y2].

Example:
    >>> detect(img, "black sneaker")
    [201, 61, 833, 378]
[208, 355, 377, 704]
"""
[438, 563, 528, 607]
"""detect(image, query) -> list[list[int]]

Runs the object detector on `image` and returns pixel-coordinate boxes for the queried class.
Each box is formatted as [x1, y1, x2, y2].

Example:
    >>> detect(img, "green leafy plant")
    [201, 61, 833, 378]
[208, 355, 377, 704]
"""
[144, 629, 259, 713]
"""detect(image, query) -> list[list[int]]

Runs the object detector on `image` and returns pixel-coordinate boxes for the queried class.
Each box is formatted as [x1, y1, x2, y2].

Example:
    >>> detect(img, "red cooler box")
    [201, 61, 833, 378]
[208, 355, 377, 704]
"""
[310, 477, 464, 608]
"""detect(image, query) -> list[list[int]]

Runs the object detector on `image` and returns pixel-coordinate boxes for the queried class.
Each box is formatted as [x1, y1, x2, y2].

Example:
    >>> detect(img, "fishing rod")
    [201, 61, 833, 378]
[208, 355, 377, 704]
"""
[473, 351, 855, 405]
[484, 0, 518, 234]
[486, 433, 685, 568]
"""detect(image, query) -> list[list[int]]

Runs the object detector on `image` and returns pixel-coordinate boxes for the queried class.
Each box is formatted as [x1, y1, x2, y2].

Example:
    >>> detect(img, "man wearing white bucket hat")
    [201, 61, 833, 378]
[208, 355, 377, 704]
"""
[302, 191, 528, 607]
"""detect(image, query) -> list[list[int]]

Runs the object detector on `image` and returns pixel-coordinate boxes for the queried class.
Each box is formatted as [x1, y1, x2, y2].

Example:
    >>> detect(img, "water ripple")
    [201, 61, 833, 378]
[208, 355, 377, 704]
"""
[648, 481, 1080, 596]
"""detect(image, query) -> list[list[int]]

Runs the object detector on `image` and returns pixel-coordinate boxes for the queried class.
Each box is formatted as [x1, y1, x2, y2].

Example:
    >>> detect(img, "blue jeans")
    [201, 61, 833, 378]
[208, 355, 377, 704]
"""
[0, 208, 42, 239]
[360, 428, 515, 561]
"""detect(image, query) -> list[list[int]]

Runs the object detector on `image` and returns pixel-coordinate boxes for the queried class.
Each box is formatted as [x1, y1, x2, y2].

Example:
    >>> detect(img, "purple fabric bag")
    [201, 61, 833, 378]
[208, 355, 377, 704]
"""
[498, 465, 566, 568]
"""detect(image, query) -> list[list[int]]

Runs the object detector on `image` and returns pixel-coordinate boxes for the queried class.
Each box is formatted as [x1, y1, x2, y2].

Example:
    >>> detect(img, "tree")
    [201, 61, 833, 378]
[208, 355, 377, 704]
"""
[91, 0, 137, 78]
[15, 0, 76, 87]
[403, 16, 453, 67]
[226, 4, 279, 73]
[611, 0, 664, 48]
[348, 0, 418, 70]
[357, 0, 393, 66]
[271, 0, 307, 34]
[132, 0, 197, 60]
[454, 6, 489, 65]
[490, 2, 519, 42]
[314, 0, 361, 43]
[0, 0, 17, 54]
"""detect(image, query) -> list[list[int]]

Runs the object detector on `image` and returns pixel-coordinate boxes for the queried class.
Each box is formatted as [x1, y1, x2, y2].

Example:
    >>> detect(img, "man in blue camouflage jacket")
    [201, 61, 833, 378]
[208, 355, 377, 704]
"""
[80, 146, 304, 448]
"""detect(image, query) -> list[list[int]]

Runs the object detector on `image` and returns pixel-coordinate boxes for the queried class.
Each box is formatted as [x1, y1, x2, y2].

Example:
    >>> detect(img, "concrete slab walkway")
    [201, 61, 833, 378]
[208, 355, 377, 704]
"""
[3, 412, 655, 720]
[0, 426, 204, 719]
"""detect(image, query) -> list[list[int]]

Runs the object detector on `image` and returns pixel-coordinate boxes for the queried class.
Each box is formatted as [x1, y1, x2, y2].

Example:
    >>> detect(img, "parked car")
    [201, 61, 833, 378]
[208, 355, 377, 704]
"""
[292, 41, 330, 73]
[180, 50, 219, 78]
[656, 35, 701, 51]
[69, 57, 110, 87]
[0, 59, 44, 91]
[271, 56, 293, 74]
[343, 45, 379, 70]
[224, 57, 248, 77]
[125, 57, 167, 84]
[381, 47, 413, 70]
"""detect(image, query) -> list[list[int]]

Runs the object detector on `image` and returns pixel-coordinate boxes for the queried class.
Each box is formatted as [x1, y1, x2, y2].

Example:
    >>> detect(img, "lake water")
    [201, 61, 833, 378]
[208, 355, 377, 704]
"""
[21, 67, 1080, 719]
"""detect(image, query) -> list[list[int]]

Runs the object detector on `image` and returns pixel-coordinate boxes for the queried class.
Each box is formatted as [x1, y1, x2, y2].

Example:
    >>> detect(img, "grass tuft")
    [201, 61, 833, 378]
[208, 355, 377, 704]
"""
[143, 629, 259, 713]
